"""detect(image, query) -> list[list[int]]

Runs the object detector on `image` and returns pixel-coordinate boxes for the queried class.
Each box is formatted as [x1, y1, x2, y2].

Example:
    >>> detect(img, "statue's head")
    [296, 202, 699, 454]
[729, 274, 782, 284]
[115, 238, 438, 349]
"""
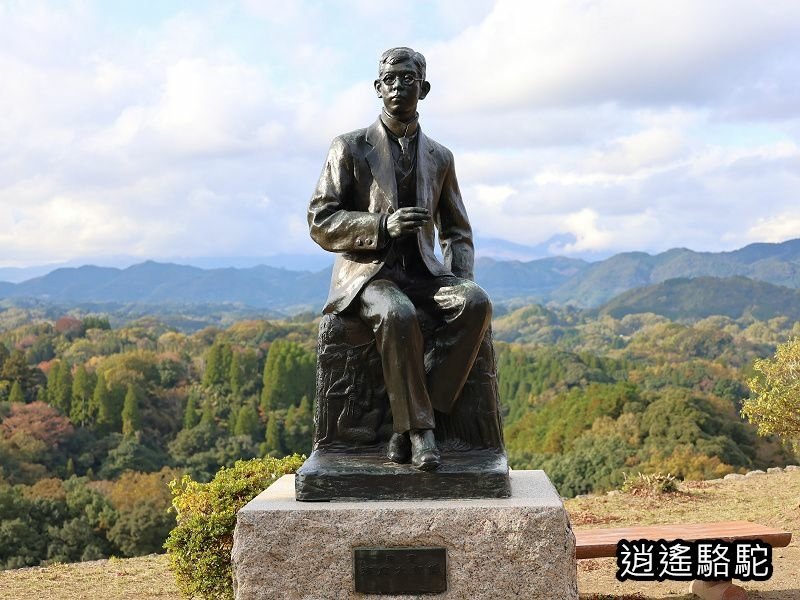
[374, 47, 431, 121]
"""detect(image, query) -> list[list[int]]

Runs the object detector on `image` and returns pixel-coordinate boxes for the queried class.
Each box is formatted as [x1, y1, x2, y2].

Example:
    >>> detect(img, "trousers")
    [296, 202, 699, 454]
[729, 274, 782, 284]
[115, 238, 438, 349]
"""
[354, 264, 492, 433]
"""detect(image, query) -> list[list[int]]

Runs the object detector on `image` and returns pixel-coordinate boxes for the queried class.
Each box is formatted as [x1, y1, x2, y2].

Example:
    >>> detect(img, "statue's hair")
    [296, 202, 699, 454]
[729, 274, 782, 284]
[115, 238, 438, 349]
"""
[378, 47, 426, 80]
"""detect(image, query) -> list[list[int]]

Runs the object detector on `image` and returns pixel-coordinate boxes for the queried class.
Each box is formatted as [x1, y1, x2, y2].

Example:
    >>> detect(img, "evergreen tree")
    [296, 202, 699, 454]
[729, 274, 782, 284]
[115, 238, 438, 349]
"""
[226, 398, 241, 433]
[46, 360, 61, 405]
[52, 361, 73, 416]
[183, 388, 201, 429]
[70, 365, 96, 427]
[121, 384, 141, 437]
[239, 349, 262, 397]
[2, 349, 37, 397]
[94, 372, 117, 431]
[260, 340, 315, 412]
[283, 395, 313, 455]
[0, 341, 9, 372]
[233, 402, 261, 439]
[9, 380, 25, 403]
[199, 396, 216, 428]
[263, 412, 284, 456]
[229, 351, 243, 396]
[202, 343, 232, 388]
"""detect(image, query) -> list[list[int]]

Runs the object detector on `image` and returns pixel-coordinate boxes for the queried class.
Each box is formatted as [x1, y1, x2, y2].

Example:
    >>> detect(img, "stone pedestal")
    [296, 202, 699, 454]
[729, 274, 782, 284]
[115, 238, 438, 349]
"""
[232, 470, 577, 600]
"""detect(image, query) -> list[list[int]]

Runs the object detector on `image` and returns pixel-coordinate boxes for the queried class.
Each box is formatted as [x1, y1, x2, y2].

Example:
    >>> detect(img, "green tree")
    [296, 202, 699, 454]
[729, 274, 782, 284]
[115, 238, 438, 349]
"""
[82, 315, 111, 331]
[121, 384, 141, 437]
[283, 396, 312, 455]
[45, 477, 116, 563]
[8, 381, 25, 403]
[99, 437, 169, 479]
[50, 361, 73, 416]
[743, 337, 800, 452]
[199, 395, 217, 428]
[94, 372, 119, 431]
[202, 343, 232, 388]
[183, 388, 201, 430]
[260, 340, 315, 412]
[0, 341, 10, 373]
[233, 402, 261, 440]
[2, 349, 39, 400]
[70, 365, 96, 427]
[105, 468, 177, 557]
[46, 361, 61, 405]
[263, 412, 283, 457]
[229, 351, 243, 396]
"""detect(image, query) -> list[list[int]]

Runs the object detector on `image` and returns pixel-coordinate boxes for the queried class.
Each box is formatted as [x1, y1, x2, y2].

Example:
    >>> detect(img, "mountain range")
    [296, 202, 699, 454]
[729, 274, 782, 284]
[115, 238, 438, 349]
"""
[0, 262, 329, 313]
[1, 238, 799, 315]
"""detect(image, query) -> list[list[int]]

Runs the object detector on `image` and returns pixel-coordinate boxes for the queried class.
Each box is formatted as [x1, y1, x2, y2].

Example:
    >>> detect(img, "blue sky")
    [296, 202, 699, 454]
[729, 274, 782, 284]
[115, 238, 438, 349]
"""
[1, 0, 799, 268]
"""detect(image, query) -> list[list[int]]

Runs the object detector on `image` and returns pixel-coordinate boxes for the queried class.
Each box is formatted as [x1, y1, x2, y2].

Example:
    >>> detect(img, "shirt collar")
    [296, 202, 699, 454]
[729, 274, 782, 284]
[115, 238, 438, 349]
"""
[380, 110, 419, 140]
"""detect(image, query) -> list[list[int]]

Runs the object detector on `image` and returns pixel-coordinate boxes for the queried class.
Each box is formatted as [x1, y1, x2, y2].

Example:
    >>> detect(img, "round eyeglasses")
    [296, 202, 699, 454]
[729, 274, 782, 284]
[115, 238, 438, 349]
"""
[380, 73, 423, 87]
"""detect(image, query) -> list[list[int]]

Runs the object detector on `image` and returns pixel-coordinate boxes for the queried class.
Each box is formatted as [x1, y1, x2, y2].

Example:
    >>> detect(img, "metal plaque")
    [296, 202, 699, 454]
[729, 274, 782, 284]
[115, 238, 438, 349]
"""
[353, 547, 447, 594]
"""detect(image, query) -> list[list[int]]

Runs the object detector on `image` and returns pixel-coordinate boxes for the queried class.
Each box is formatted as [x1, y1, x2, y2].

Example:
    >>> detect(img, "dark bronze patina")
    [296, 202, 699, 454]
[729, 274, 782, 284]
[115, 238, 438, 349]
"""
[353, 547, 447, 594]
[297, 47, 510, 501]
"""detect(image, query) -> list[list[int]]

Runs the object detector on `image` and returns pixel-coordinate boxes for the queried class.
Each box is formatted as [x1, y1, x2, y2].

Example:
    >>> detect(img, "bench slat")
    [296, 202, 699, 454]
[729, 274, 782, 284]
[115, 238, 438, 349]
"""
[575, 521, 792, 559]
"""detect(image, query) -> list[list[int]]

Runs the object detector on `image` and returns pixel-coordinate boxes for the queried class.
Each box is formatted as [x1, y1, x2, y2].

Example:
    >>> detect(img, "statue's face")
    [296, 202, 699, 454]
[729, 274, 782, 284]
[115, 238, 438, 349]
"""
[374, 58, 430, 120]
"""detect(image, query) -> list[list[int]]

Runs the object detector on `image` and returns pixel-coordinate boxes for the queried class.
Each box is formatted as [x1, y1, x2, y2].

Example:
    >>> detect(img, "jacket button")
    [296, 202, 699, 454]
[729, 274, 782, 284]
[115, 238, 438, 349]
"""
[387, 207, 395, 214]
[356, 239, 364, 246]
[366, 238, 373, 245]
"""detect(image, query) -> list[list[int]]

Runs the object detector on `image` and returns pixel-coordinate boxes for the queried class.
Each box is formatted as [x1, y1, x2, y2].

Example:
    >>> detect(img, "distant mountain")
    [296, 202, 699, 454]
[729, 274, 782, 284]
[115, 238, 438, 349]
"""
[1, 239, 800, 314]
[600, 276, 800, 321]
[474, 256, 588, 300]
[163, 253, 333, 272]
[550, 239, 800, 307]
[0, 264, 71, 283]
[0, 257, 587, 310]
[0, 261, 331, 312]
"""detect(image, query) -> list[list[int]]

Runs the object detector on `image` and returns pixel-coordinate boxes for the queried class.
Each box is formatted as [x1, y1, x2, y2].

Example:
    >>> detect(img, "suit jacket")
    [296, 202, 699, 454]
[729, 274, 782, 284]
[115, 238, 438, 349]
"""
[308, 117, 474, 314]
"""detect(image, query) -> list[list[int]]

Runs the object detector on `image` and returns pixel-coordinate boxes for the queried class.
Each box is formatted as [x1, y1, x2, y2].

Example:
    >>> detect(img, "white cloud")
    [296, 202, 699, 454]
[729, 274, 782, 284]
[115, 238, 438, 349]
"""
[745, 215, 800, 244]
[427, 0, 800, 112]
[1, 1, 800, 268]
[584, 128, 688, 174]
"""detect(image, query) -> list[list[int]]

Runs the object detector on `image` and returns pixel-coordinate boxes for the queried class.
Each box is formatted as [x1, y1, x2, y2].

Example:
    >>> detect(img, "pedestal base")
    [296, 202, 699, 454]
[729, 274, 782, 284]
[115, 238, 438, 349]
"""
[232, 470, 578, 599]
[295, 449, 511, 501]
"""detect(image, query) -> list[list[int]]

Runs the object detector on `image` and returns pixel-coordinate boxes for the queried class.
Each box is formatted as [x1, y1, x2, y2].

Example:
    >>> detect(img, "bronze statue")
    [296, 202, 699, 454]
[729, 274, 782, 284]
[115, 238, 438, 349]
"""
[308, 47, 491, 471]
[297, 47, 508, 501]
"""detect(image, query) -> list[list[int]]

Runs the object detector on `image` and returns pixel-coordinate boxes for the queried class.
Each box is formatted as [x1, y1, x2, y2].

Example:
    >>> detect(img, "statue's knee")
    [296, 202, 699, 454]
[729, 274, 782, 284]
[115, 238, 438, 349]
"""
[384, 302, 418, 329]
[464, 284, 492, 323]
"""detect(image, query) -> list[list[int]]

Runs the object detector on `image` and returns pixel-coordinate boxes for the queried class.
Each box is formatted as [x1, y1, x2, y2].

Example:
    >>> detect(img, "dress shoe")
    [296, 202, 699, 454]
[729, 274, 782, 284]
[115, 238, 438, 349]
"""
[410, 429, 440, 471]
[387, 432, 411, 463]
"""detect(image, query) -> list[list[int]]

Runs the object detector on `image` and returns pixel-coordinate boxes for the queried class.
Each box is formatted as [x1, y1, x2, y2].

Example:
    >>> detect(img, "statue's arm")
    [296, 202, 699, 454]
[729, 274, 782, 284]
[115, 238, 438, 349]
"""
[435, 151, 475, 280]
[308, 137, 388, 253]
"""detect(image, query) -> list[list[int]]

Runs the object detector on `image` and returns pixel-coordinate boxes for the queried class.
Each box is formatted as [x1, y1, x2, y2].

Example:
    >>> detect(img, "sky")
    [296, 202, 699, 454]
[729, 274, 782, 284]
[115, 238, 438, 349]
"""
[1, 0, 799, 269]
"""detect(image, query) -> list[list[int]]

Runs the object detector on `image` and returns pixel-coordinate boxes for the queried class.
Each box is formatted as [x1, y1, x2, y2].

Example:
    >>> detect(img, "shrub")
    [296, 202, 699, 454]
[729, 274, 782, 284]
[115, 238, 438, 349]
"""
[164, 454, 304, 600]
[742, 337, 800, 452]
[620, 471, 678, 496]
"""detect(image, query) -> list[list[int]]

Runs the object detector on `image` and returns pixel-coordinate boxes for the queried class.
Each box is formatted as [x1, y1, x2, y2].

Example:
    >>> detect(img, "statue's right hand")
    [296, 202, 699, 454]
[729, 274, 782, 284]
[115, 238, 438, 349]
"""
[386, 207, 431, 238]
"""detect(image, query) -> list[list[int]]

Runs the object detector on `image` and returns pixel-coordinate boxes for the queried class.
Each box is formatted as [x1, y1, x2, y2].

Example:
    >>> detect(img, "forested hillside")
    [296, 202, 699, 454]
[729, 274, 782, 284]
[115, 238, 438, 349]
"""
[600, 276, 800, 321]
[0, 313, 317, 569]
[0, 305, 796, 569]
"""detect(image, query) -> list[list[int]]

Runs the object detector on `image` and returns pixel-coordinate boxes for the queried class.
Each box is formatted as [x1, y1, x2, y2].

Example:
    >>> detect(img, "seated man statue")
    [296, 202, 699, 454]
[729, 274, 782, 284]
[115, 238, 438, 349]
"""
[307, 47, 491, 471]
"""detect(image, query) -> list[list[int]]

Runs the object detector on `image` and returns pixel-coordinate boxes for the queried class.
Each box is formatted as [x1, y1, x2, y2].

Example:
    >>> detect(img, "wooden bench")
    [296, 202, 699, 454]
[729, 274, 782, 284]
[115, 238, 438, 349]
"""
[574, 521, 792, 600]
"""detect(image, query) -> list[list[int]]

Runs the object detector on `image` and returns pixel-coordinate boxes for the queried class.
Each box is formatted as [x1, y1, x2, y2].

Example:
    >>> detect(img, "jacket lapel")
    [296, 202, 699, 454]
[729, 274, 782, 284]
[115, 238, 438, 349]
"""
[416, 130, 436, 211]
[365, 119, 397, 209]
